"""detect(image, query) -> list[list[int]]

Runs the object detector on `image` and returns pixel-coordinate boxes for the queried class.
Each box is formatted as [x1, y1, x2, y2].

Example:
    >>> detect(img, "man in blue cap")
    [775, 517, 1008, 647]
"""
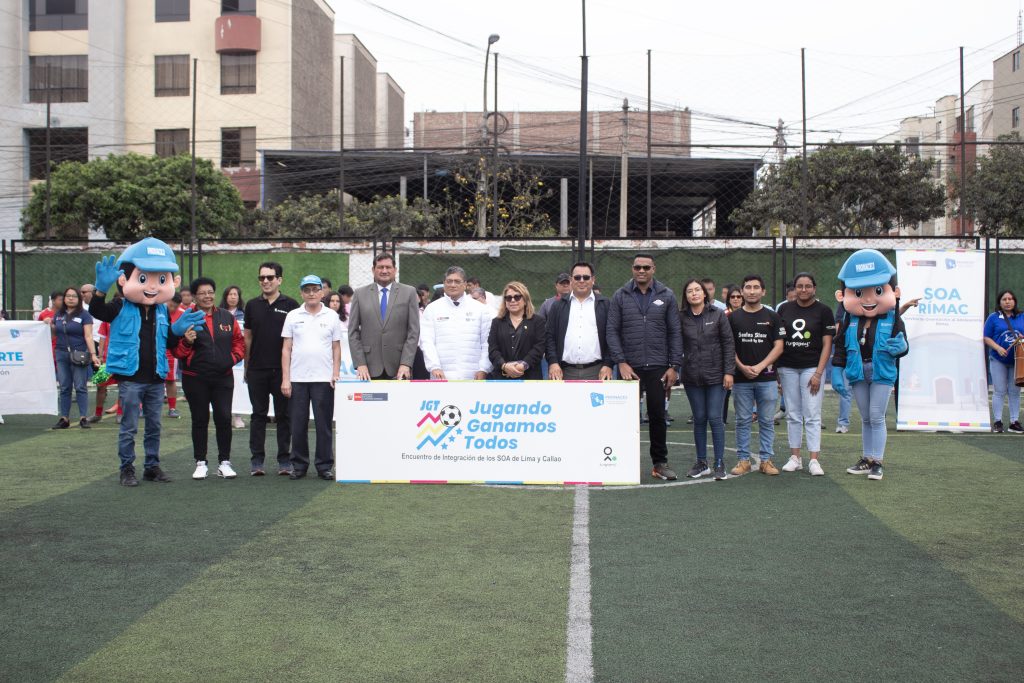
[831, 249, 909, 481]
[90, 237, 204, 486]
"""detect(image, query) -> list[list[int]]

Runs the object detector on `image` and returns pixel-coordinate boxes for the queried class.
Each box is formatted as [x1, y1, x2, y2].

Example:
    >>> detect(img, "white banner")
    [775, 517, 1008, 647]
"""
[334, 380, 640, 485]
[231, 329, 356, 416]
[0, 321, 58, 415]
[895, 249, 989, 431]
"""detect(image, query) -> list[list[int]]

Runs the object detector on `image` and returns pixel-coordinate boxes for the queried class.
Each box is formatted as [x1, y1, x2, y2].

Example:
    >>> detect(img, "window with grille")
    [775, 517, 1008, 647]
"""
[29, 0, 87, 31]
[29, 55, 88, 103]
[25, 127, 88, 179]
[221, 53, 256, 95]
[155, 55, 189, 97]
[221, 127, 256, 167]
[155, 129, 189, 157]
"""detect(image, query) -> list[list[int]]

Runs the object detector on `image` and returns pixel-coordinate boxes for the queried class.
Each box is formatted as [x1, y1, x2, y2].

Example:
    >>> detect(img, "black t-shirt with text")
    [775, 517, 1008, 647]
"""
[730, 306, 786, 382]
[776, 300, 836, 369]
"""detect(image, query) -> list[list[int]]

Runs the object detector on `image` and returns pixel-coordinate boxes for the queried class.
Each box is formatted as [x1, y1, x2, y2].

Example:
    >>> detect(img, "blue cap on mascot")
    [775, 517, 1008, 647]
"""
[115, 237, 179, 273]
[837, 249, 896, 289]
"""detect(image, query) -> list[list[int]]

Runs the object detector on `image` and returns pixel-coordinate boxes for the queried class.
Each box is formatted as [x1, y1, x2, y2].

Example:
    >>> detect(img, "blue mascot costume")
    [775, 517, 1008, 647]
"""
[831, 249, 909, 481]
[89, 238, 204, 486]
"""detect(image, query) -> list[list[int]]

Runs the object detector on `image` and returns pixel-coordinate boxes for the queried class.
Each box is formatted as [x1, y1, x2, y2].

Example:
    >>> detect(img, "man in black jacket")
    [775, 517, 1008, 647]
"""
[607, 254, 683, 480]
[545, 261, 613, 381]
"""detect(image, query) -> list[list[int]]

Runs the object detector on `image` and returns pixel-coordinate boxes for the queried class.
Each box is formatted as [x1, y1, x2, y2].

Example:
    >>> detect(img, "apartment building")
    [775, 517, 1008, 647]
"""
[0, 1, 405, 241]
[993, 43, 1024, 139]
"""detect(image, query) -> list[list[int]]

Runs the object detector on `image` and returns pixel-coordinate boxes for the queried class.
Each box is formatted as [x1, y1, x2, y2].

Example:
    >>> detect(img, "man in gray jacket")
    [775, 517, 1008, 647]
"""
[348, 253, 421, 380]
[607, 253, 683, 480]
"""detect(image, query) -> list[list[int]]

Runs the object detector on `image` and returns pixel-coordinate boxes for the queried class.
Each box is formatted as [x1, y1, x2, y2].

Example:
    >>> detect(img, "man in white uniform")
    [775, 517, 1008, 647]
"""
[419, 266, 493, 380]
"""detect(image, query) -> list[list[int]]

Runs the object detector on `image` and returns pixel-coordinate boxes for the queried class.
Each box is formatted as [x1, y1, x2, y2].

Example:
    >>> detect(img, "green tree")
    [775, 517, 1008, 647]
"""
[958, 136, 1024, 236]
[254, 192, 441, 238]
[21, 153, 245, 241]
[730, 144, 945, 236]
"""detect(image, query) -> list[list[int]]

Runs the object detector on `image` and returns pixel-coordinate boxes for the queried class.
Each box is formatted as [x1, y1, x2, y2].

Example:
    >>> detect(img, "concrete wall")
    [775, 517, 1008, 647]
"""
[333, 35, 377, 149]
[993, 45, 1024, 139]
[414, 109, 691, 156]
[375, 73, 405, 149]
[290, 0, 334, 150]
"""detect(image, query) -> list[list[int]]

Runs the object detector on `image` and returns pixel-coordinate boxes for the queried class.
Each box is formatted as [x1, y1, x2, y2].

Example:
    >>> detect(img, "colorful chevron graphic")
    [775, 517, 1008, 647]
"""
[415, 405, 462, 449]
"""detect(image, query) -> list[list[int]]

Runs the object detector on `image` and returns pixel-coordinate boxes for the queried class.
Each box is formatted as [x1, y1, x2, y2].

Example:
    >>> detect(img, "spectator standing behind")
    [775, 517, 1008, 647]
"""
[48, 287, 99, 429]
[607, 254, 683, 481]
[776, 273, 835, 476]
[415, 284, 431, 311]
[281, 275, 342, 480]
[983, 289, 1024, 433]
[721, 285, 744, 425]
[244, 262, 299, 476]
[537, 272, 572, 320]
[165, 293, 183, 418]
[678, 279, 734, 480]
[220, 285, 246, 429]
[545, 262, 613, 381]
[171, 278, 244, 480]
[348, 253, 421, 381]
[702, 278, 727, 310]
[467, 276, 501, 313]
[179, 287, 193, 310]
[38, 290, 62, 356]
[325, 291, 350, 332]
[488, 281, 546, 379]
[728, 274, 785, 476]
[831, 301, 853, 433]
[420, 266, 493, 380]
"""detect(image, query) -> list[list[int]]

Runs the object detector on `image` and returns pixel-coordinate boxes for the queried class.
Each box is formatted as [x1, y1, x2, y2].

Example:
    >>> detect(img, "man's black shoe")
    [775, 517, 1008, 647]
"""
[143, 466, 171, 483]
[317, 471, 334, 481]
[120, 467, 139, 487]
[289, 470, 307, 480]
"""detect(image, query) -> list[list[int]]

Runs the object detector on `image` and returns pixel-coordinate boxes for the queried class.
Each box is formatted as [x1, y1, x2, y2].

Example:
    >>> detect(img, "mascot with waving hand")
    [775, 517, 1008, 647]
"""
[89, 237, 204, 487]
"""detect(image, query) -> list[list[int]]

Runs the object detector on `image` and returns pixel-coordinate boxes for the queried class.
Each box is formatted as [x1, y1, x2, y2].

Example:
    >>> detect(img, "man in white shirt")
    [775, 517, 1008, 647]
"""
[420, 266, 493, 380]
[281, 275, 342, 480]
[702, 278, 727, 311]
[545, 261, 613, 381]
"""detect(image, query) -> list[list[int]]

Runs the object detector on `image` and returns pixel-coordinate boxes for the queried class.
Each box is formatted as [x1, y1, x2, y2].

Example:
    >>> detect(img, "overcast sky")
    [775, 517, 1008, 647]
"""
[333, 0, 1022, 159]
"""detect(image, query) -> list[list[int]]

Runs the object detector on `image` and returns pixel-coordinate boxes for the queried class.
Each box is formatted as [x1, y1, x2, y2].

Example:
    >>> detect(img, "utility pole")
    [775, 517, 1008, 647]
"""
[619, 98, 629, 237]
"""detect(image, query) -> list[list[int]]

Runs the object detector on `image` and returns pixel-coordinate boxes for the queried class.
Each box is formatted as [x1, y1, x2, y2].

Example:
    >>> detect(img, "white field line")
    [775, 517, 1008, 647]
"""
[565, 485, 593, 683]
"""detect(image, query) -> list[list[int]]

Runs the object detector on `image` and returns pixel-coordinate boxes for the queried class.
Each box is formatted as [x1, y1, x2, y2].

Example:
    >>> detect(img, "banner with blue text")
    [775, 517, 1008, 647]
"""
[335, 380, 640, 485]
[0, 321, 58, 415]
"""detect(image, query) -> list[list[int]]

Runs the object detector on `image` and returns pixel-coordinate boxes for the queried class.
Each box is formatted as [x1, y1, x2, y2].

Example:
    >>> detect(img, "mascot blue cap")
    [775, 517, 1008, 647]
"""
[115, 237, 179, 273]
[837, 249, 896, 289]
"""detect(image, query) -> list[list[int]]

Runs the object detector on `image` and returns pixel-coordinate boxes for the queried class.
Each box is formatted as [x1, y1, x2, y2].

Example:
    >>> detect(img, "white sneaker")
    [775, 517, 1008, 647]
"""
[808, 459, 825, 476]
[232, 416, 245, 429]
[217, 461, 238, 479]
[192, 461, 208, 479]
[835, 425, 848, 433]
[781, 455, 803, 472]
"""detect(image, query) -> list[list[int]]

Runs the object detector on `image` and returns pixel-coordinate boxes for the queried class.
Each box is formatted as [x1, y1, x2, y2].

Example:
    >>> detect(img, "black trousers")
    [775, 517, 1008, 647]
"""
[247, 367, 292, 468]
[290, 381, 335, 475]
[182, 372, 233, 462]
[637, 366, 669, 465]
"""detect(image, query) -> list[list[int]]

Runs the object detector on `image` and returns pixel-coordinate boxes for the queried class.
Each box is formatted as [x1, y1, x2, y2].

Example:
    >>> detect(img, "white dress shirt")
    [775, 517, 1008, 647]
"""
[562, 292, 602, 364]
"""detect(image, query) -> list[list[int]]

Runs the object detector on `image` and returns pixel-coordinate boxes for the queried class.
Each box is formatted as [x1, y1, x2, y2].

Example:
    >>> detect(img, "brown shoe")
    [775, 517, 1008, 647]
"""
[730, 459, 752, 476]
[759, 460, 780, 475]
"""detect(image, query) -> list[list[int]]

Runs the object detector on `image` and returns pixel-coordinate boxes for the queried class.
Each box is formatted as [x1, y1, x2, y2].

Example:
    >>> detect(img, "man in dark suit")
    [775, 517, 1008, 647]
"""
[348, 253, 421, 380]
[545, 261, 614, 381]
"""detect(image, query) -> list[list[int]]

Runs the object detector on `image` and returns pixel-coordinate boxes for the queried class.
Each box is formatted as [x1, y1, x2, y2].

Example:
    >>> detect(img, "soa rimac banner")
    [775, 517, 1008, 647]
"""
[0, 321, 58, 415]
[334, 380, 640, 485]
[895, 249, 989, 432]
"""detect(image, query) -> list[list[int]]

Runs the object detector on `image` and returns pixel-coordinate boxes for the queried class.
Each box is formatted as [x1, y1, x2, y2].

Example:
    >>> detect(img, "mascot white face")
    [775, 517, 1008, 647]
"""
[835, 249, 900, 319]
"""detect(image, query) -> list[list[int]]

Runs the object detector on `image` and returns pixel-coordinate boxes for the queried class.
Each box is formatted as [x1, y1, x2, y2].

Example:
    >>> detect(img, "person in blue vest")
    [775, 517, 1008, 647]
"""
[89, 238, 204, 487]
[831, 249, 909, 481]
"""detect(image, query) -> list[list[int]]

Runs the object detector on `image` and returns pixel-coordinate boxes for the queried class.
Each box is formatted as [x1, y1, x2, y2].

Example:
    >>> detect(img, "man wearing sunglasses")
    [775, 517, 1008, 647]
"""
[243, 262, 299, 476]
[608, 253, 683, 481]
[545, 262, 613, 381]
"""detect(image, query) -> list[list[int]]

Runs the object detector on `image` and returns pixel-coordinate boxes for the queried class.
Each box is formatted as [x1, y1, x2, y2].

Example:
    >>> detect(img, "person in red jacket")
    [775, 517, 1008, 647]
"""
[170, 277, 245, 480]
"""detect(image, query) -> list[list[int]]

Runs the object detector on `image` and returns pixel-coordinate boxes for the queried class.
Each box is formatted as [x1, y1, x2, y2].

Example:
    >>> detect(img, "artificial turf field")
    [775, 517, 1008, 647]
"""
[1, 390, 1022, 682]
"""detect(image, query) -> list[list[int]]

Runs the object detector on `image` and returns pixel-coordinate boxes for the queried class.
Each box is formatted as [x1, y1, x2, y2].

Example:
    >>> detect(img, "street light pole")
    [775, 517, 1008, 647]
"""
[479, 33, 500, 237]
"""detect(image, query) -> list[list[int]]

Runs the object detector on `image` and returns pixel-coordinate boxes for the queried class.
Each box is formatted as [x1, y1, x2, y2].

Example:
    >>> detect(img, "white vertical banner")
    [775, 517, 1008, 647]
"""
[0, 321, 58, 415]
[895, 249, 989, 431]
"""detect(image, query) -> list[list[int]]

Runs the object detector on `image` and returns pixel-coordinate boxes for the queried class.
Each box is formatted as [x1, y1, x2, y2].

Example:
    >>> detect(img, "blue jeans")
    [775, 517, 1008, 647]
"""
[827, 356, 852, 428]
[733, 381, 778, 462]
[117, 380, 165, 471]
[684, 384, 726, 466]
[990, 360, 1020, 424]
[851, 362, 893, 461]
[55, 350, 91, 419]
[778, 367, 823, 452]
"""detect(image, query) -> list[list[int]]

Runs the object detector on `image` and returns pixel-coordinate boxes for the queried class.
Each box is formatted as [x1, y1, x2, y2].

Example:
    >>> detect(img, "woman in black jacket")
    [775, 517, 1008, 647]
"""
[171, 277, 245, 481]
[679, 278, 735, 480]
[488, 281, 546, 380]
